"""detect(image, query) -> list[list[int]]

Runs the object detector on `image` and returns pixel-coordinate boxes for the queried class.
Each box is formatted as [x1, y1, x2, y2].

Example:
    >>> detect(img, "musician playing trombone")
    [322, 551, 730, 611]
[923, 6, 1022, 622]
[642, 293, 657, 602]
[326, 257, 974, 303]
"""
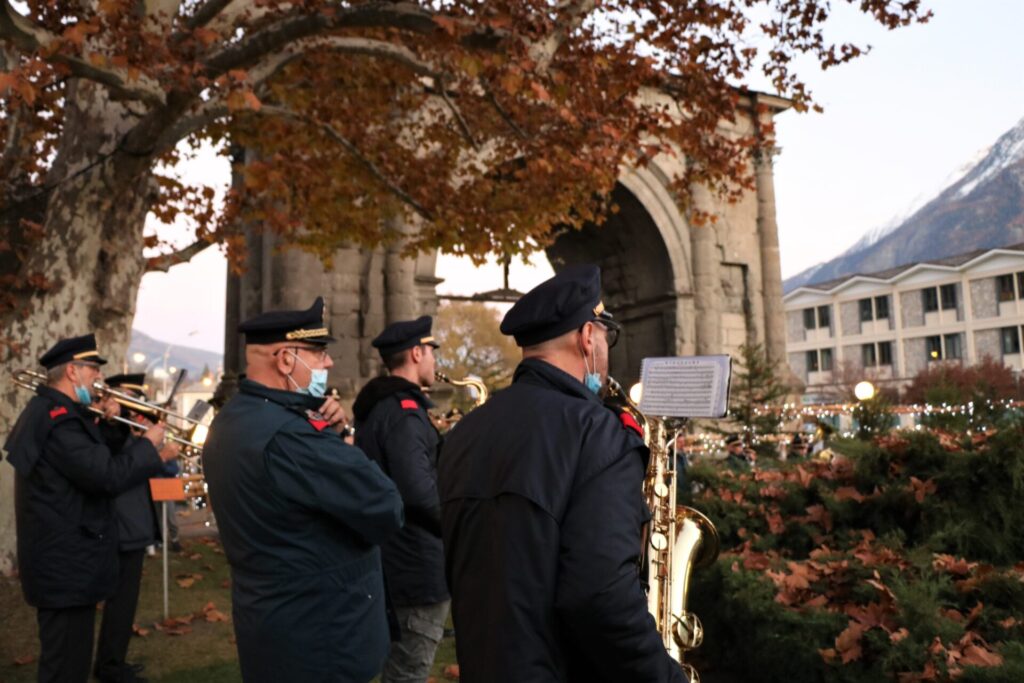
[3, 334, 179, 683]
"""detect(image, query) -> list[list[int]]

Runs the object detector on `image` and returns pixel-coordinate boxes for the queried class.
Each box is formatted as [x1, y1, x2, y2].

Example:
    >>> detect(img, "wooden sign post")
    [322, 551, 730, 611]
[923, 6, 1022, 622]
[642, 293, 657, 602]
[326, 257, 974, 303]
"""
[150, 478, 186, 620]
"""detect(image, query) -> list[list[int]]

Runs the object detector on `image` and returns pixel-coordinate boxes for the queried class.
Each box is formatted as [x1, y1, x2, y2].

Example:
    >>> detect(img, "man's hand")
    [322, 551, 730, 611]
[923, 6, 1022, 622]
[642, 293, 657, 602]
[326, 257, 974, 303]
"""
[158, 441, 180, 463]
[97, 395, 120, 420]
[143, 423, 167, 450]
[317, 396, 350, 434]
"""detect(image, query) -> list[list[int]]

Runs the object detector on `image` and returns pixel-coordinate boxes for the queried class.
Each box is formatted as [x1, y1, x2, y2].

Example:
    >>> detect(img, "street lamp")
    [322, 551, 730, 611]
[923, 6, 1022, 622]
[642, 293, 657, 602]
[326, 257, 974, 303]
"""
[854, 380, 877, 402]
[132, 351, 146, 365]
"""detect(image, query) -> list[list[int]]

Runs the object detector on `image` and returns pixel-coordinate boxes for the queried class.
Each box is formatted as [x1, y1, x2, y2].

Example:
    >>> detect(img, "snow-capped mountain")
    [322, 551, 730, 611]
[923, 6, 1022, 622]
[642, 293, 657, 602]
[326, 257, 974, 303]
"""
[784, 115, 1024, 291]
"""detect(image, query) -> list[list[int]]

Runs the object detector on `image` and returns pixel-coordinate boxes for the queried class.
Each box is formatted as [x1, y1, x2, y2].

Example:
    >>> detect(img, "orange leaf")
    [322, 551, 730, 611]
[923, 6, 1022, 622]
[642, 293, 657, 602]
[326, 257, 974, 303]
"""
[835, 621, 865, 663]
[834, 486, 865, 502]
[959, 644, 1003, 668]
[443, 664, 460, 680]
[13, 654, 36, 666]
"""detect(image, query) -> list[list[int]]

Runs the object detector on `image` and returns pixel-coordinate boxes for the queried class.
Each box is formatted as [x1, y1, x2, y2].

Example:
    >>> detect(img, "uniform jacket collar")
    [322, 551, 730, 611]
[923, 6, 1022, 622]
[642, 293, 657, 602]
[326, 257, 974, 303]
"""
[239, 378, 324, 412]
[352, 376, 432, 424]
[513, 358, 601, 405]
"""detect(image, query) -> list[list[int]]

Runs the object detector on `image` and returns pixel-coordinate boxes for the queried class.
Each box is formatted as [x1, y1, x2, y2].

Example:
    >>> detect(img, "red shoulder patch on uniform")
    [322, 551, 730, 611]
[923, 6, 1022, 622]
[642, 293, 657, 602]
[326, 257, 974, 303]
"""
[619, 411, 644, 437]
[400, 399, 419, 410]
[305, 409, 329, 432]
[49, 406, 68, 419]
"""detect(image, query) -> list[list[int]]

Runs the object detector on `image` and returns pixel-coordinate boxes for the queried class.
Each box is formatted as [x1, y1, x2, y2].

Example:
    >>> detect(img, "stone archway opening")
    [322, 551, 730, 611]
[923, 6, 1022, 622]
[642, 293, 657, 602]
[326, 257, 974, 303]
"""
[547, 182, 680, 387]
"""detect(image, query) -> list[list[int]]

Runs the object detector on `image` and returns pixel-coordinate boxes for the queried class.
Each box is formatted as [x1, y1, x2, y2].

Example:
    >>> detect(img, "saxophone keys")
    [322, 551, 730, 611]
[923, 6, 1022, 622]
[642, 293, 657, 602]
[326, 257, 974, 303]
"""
[654, 482, 669, 498]
[650, 532, 669, 551]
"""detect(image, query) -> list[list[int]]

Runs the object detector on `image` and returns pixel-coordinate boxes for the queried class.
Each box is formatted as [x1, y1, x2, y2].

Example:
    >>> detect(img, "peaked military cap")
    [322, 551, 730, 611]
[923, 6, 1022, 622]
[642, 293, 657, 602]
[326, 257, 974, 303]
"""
[372, 315, 439, 358]
[105, 373, 148, 394]
[238, 296, 335, 345]
[39, 333, 108, 369]
[500, 264, 619, 347]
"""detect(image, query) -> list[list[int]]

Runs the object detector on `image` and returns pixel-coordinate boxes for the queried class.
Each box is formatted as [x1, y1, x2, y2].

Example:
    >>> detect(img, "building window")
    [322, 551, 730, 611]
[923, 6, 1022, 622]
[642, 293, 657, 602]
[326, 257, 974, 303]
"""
[998, 274, 1016, 302]
[926, 335, 942, 360]
[859, 298, 873, 322]
[875, 296, 889, 319]
[806, 350, 819, 372]
[806, 349, 833, 373]
[878, 341, 893, 366]
[817, 305, 831, 329]
[944, 333, 962, 360]
[940, 284, 958, 310]
[862, 343, 877, 367]
[923, 288, 939, 313]
[1002, 327, 1022, 355]
[803, 308, 817, 330]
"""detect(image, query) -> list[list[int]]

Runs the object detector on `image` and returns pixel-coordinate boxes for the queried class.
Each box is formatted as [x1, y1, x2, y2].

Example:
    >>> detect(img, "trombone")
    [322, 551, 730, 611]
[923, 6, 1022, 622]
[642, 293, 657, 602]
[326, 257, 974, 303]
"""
[13, 369, 209, 451]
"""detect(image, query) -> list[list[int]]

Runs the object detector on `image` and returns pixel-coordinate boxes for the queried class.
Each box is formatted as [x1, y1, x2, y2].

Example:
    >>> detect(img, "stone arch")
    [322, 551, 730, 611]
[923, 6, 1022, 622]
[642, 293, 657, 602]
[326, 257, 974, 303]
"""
[546, 165, 696, 386]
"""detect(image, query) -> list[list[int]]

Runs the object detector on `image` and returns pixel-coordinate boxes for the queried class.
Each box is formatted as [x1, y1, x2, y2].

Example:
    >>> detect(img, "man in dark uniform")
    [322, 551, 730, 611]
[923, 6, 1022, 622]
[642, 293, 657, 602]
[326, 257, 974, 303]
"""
[94, 373, 175, 683]
[202, 297, 405, 683]
[353, 315, 448, 683]
[439, 265, 688, 683]
[3, 334, 177, 683]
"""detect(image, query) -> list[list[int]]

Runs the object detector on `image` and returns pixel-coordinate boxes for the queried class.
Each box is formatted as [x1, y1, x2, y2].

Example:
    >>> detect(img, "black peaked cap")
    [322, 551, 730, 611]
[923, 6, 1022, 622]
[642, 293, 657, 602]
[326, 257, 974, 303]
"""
[39, 334, 108, 369]
[371, 315, 439, 358]
[500, 264, 618, 347]
[105, 373, 147, 392]
[238, 296, 335, 345]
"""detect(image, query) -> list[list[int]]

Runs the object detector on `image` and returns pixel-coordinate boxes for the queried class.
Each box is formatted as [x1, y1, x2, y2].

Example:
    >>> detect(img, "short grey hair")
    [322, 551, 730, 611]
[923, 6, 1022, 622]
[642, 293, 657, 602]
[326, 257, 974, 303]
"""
[46, 363, 68, 386]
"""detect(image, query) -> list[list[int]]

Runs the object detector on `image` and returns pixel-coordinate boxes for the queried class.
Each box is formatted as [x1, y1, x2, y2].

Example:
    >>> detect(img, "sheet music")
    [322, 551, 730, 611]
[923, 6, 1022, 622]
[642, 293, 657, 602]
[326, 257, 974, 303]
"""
[637, 355, 732, 418]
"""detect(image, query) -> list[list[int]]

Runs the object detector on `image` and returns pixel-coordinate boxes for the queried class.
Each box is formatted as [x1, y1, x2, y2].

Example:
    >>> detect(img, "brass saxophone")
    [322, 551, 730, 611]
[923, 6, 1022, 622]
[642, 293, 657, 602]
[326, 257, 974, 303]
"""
[607, 377, 719, 682]
[434, 371, 489, 407]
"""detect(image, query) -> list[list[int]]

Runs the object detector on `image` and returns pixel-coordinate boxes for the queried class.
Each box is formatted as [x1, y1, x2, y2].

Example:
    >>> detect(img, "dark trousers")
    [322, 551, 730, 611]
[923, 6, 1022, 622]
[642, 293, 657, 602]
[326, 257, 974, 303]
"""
[95, 549, 146, 681]
[36, 604, 96, 683]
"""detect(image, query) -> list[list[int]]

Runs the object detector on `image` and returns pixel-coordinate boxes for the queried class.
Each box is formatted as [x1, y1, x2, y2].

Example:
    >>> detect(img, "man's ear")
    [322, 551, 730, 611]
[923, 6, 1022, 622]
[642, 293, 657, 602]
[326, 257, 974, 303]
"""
[579, 322, 596, 355]
[275, 347, 294, 374]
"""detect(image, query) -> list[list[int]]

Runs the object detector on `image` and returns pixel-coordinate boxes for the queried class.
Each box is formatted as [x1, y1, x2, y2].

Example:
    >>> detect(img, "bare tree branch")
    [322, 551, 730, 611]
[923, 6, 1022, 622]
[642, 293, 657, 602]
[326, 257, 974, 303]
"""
[528, 0, 597, 73]
[201, 2, 439, 78]
[181, 0, 235, 30]
[0, 0, 166, 105]
[145, 238, 215, 272]
[259, 104, 434, 221]
[485, 89, 528, 140]
[247, 35, 440, 87]
[436, 80, 479, 151]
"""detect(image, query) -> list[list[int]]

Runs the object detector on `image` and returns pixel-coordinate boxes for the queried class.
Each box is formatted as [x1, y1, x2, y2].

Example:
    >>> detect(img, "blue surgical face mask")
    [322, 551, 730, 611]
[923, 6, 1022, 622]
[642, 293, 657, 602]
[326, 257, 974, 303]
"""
[289, 352, 328, 398]
[71, 367, 93, 405]
[581, 341, 603, 395]
[74, 384, 93, 405]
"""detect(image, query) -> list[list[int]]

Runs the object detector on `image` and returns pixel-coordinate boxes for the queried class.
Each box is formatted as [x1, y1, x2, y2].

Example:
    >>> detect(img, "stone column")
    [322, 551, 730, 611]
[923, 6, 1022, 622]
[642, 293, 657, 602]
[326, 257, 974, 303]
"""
[691, 184, 721, 355]
[755, 144, 786, 365]
[383, 216, 419, 324]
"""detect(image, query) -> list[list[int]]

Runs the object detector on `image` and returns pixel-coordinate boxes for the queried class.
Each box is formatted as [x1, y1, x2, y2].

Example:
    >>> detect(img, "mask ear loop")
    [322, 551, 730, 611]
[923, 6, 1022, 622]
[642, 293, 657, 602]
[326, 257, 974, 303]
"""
[283, 349, 305, 392]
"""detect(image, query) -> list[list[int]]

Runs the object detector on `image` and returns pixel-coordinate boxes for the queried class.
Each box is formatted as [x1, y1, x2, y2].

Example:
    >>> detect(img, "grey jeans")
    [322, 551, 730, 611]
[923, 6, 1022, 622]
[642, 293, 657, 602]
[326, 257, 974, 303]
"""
[380, 600, 451, 683]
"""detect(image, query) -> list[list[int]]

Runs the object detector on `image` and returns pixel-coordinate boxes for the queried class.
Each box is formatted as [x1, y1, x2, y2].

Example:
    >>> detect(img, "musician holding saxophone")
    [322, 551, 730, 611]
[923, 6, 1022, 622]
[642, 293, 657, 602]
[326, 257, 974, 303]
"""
[3, 334, 178, 683]
[439, 265, 688, 683]
[352, 316, 449, 683]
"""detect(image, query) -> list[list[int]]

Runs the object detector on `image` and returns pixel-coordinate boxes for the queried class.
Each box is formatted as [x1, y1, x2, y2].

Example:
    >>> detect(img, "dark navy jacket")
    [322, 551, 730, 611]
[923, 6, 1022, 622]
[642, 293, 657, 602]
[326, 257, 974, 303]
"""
[353, 376, 448, 607]
[202, 379, 404, 683]
[3, 386, 163, 608]
[439, 359, 687, 683]
[99, 421, 162, 552]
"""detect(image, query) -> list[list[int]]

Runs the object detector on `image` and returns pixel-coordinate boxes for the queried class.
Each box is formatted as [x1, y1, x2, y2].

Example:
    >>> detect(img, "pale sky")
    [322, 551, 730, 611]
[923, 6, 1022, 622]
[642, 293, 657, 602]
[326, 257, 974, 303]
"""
[134, 0, 1024, 354]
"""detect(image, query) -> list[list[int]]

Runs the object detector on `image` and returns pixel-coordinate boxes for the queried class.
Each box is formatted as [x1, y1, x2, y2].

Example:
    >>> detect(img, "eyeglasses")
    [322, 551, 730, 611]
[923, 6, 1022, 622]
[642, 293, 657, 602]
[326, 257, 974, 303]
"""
[597, 322, 620, 349]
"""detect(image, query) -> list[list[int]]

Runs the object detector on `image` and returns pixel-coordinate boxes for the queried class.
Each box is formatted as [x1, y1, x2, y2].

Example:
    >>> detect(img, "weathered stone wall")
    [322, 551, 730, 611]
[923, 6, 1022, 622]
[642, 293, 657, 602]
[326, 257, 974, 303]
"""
[787, 310, 806, 344]
[975, 328, 1002, 361]
[840, 301, 861, 337]
[788, 351, 808, 384]
[843, 344, 863, 371]
[903, 337, 927, 377]
[970, 278, 998, 319]
[901, 291, 924, 328]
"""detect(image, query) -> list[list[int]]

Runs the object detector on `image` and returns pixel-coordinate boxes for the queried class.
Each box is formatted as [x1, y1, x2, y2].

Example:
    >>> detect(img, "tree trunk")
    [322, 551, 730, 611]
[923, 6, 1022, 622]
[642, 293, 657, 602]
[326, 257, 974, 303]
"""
[0, 80, 153, 571]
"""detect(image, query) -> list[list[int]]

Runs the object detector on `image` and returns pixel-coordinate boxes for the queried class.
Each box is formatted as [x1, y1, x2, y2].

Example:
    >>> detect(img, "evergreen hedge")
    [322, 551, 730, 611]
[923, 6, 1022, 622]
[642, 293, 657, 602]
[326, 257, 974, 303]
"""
[684, 419, 1024, 682]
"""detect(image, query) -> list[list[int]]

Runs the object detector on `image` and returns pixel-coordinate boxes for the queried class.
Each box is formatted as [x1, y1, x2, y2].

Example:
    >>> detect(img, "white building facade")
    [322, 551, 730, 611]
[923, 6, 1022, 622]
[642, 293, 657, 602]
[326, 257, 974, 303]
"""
[784, 244, 1024, 400]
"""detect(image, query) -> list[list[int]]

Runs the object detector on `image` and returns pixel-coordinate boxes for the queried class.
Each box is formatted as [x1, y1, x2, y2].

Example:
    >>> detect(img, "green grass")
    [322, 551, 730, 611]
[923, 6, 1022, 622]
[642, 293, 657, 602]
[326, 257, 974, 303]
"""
[0, 535, 458, 682]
